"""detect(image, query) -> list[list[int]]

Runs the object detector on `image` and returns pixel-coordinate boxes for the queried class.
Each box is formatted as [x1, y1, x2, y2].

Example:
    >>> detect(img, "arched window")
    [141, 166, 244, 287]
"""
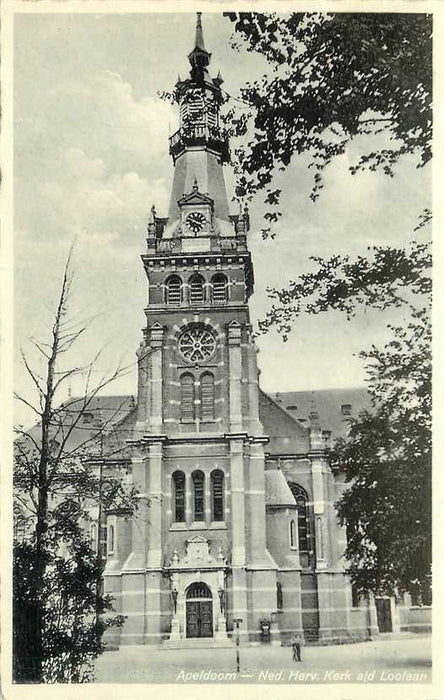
[289, 483, 309, 552]
[180, 373, 195, 420]
[172, 470, 186, 522]
[192, 470, 205, 521]
[108, 524, 115, 554]
[189, 274, 205, 304]
[100, 525, 108, 558]
[200, 372, 215, 420]
[166, 275, 182, 305]
[212, 274, 228, 303]
[186, 582, 212, 599]
[211, 469, 224, 521]
[290, 519, 297, 548]
[276, 581, 283, 610]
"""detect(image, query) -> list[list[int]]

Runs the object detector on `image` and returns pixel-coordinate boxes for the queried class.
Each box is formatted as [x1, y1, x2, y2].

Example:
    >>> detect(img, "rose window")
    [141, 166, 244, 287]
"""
[178, 326, 216, 363]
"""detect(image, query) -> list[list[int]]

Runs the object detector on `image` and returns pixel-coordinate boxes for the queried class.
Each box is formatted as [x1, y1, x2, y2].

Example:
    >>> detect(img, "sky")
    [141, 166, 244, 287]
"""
[13, 10, 431, 427]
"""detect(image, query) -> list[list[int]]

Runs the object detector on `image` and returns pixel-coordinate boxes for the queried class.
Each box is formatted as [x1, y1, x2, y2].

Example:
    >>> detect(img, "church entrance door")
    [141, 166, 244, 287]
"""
[375, 598, 393, 633]
[186, 582, 213, 638]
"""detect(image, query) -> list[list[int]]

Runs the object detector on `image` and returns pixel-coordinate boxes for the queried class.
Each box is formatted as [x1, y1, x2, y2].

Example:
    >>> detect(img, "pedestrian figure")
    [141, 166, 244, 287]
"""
[291, 632, 303, 662]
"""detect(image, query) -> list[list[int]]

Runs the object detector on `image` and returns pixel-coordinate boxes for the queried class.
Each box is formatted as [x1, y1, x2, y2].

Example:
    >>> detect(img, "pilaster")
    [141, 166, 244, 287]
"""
[230, 567, 249, 640]
[247, 440, 274, 567]
[123, 456, 149, 570]
[310, 414, 331, 570]
[227, 320, 243, 432]
[149, 322, 164, 434]
[146, 440, 165, 569]
[228, 436, 246, 566]
[136, 341, 150, 433]
[316, 571, 333, 642]
[246, 332, 262, 433]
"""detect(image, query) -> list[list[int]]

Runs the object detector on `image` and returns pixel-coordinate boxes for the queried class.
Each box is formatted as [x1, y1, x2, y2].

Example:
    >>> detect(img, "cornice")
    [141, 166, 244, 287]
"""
[141, 252, 252, 267]
[126, 432, 270, 448]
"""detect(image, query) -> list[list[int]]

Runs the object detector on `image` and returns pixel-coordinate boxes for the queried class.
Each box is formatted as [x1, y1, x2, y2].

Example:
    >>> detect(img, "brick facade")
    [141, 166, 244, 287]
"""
[99, 15, 416, 647]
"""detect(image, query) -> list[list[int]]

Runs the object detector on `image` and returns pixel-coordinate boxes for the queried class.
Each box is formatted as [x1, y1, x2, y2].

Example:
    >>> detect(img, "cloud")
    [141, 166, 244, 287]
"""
[17, 68, 175, 174]
[14, 67, 173, 399]
[20, 146, 169, 251]
[15, 66, 174, 268]
[13, 15, 431, 429]
[49, 70, 175, 174]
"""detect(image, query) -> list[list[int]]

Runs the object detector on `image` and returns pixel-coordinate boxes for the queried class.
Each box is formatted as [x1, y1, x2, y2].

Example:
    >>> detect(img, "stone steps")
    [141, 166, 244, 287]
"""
[161, 637, 233, 650]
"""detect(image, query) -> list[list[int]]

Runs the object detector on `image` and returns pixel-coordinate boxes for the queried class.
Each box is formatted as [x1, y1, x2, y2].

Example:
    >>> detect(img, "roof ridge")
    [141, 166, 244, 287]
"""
[270, 386, 369, 395]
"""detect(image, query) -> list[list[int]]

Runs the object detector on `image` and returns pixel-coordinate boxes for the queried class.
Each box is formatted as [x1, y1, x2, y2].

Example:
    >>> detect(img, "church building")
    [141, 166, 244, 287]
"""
[97, 14, 422, 647]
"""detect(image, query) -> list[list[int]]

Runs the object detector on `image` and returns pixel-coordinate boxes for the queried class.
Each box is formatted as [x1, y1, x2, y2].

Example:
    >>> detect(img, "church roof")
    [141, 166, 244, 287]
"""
[266, 387, 371, 441]
[265, 469, 297, 507]
[259, 389, 309, 455]
[23, 388, 370, 457]
[60, 394, 136, 426]
[20, 395, 137, 456]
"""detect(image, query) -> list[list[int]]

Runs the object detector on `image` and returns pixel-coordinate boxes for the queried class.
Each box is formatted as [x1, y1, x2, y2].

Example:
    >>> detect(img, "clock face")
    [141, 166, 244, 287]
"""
[186, 211, 206, 234]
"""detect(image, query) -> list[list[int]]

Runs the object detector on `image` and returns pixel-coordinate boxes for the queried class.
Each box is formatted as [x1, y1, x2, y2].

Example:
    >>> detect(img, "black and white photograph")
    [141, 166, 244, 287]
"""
[2, 1, 438, 696]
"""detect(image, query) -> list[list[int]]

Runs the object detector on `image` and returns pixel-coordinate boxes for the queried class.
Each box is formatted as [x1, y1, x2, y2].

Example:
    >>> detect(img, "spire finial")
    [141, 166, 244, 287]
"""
[195, 12, 206, 51]
[188, 12, 211, 79]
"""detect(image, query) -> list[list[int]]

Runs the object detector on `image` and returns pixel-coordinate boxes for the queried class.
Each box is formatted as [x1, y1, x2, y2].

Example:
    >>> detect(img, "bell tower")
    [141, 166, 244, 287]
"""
[167, 11, 230, 224]
[138, 13, 256, 438]
[106, 13, 279, 648]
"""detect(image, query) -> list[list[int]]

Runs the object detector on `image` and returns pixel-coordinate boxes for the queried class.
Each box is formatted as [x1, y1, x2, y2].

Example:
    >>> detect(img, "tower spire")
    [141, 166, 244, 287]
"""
[167, 12, 229, 222]
[188, 12, 211, 81]
[194, 11, 206, 51]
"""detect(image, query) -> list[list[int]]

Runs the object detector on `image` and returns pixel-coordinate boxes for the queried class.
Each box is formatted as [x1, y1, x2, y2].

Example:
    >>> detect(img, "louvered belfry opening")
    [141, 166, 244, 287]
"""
[192, 470, 205, 521]
[200, 372, 215, 420]
[172, 470, 186, 522]
[166, 275, 182, 305]
[189, 274, 205, 303]
[211, 469, 224, 521]
[212, 273, 228, 303]
[180, 373, 195, 420]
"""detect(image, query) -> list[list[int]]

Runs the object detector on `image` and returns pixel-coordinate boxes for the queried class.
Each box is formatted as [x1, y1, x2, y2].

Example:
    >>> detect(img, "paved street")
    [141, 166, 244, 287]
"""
[94, 633, 431, 684]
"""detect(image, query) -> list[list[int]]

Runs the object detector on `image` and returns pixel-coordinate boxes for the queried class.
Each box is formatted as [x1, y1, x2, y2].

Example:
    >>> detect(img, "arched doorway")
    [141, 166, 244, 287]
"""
[186, 582, 213, 638]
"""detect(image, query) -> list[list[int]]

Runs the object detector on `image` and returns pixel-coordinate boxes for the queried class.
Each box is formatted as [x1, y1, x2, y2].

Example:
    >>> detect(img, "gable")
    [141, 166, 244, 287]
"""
[178, 191, 213, 207]
[259, 390, 310, 455]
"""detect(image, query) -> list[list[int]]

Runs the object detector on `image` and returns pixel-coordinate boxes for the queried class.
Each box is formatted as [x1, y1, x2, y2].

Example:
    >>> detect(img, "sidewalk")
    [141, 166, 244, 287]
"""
[94, 633, 431, 684]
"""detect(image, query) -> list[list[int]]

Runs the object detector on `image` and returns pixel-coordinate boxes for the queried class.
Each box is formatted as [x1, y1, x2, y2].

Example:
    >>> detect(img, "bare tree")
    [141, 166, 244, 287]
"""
[13, 249, 139, 682]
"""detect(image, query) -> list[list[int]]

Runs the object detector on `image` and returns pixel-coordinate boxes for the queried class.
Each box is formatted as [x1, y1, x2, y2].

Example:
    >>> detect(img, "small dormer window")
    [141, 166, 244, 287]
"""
[82, 413, 93, 424]
[341, 404, 352, 416]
